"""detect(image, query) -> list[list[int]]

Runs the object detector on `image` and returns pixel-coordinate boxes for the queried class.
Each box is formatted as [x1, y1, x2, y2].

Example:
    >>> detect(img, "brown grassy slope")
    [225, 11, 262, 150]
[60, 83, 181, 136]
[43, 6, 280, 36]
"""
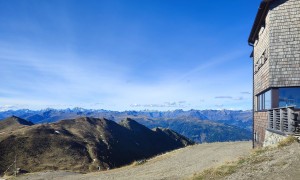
[14, 141, 251, 180]
[191, 137, 300, 180]
[0, 117, 194, 175]
[0, 116, 33, 135]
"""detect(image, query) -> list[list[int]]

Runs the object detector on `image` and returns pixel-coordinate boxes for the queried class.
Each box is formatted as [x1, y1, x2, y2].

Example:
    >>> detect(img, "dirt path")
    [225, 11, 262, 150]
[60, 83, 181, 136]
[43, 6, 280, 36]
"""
[16, 141, 251, 180]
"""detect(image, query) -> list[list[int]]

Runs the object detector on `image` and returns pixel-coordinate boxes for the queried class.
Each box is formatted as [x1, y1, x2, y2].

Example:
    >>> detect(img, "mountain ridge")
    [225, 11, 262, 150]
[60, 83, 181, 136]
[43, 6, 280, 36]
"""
[0, 109, 252, 143]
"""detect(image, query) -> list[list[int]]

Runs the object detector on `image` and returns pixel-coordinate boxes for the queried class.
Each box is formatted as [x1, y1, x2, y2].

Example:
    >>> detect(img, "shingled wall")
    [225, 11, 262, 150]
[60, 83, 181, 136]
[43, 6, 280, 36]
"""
[253, 0, 300, 147]
[269, 0, 300, 87]
[253, 14, 270, 97]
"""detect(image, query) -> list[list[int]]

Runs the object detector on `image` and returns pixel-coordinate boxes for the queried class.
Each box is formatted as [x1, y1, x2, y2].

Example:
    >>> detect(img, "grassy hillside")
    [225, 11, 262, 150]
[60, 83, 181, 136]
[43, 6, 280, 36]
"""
[0, 117, 193, 176]
[0, 116, 33, 134]
[191, 136, 299, 180]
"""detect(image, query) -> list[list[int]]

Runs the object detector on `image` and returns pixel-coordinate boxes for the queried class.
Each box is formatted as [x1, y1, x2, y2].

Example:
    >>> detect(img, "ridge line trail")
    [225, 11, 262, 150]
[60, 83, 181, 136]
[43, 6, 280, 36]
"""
[17, 141, 251, 180]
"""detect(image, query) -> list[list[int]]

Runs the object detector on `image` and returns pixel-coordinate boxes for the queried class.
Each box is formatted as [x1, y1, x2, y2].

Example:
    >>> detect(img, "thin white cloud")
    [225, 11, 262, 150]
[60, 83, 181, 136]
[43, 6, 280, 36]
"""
[215, 96, 244, 101]
[0, 105, 18, 112]
[215, 104, 224, 108]
[130, 101, 189, 108]
[178, 50, 248, 82]
[232, 97, 244, 101]
[215, 96, 233, 99]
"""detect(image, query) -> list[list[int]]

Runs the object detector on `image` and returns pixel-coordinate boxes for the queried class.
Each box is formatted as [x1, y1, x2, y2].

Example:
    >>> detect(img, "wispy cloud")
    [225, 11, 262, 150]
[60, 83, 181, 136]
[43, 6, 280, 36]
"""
[215, 96, 244, 101]
[215, 96, 233, 99]
[177, 50, 248, 82]
[232, 97, 244, 101]
[215, 104, 224, 108]
[130, 101, 189, 108]
[0, 105, 18, 112]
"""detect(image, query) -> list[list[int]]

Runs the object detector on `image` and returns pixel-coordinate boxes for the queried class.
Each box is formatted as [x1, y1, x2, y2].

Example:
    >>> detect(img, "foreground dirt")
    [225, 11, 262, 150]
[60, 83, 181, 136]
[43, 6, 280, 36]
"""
[13, 141, 251, 180]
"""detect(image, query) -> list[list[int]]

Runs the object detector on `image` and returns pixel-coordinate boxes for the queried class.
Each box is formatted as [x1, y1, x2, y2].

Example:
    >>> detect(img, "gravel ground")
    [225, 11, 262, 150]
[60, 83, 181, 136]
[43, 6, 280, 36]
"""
[14, 141, 251, 180]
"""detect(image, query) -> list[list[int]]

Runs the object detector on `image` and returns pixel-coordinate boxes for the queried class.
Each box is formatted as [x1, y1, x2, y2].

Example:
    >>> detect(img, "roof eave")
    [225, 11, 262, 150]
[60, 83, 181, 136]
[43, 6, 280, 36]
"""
[248, 0, 275, 44]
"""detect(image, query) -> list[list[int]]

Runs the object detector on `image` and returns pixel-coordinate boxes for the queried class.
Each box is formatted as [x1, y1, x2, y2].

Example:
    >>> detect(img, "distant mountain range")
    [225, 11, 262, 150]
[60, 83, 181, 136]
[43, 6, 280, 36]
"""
[0, 116, 193, 175]
[0, 109, 252, 143]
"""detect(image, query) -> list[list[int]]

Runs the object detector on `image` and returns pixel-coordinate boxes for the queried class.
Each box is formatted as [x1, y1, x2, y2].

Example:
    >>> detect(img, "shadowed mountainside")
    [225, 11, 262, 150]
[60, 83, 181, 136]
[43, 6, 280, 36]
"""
[0, 116, 193, 175]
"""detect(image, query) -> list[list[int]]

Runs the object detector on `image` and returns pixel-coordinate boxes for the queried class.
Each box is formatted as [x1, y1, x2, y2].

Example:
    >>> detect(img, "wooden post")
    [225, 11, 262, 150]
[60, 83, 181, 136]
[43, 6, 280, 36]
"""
[288, 107, 295, 133]
[268, 110, 273, 129]
[280, 109, 283, 132]
[273, 109, 276, 131]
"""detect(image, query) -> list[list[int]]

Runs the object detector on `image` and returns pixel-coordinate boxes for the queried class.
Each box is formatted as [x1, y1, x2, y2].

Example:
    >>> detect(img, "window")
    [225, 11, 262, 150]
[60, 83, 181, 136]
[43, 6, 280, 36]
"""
[279, 87, 300, 108]
[254, 131, 259, 142]
[256, 87, 300, 111]
[257, 90, 271, 111]
[254, 49, 268, 74]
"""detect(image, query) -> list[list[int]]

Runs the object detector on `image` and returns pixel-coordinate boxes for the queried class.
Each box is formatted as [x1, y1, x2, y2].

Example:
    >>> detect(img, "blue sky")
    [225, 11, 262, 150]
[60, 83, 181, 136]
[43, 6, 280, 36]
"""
[0, 0, 261, 111]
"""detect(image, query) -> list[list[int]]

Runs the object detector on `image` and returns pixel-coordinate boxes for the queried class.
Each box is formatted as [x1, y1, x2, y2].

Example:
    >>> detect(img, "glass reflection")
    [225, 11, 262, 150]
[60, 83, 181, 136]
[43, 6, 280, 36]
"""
[279, 88, 300, 108]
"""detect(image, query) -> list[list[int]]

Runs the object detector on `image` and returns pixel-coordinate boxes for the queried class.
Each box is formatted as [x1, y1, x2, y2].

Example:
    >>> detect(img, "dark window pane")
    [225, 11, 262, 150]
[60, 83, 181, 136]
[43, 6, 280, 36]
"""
[257, 95, 260, 111]
[279, 88, 300, 108]
[260, 95, 262, 110]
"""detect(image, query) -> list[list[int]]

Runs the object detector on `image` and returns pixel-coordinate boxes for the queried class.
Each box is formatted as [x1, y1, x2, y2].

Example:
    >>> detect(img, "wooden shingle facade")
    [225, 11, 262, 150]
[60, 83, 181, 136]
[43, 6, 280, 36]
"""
[249, 0, 300, 147]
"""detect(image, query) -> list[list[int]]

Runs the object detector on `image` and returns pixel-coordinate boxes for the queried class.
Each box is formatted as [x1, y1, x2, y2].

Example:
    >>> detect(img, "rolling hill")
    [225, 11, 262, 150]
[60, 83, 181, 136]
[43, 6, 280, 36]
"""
[0, 116, 33, 133]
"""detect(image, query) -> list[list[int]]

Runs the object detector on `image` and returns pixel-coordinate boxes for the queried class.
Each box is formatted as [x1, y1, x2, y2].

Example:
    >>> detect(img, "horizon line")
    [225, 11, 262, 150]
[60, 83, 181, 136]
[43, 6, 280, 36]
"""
[0, 107, 253, 112]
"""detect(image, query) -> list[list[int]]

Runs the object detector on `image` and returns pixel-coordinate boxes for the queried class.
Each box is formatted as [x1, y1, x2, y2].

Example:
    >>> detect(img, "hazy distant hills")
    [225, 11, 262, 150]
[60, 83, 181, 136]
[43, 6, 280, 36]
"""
[0, 116, 193, 175]
[0, 109, 252, 143]
[131, 118, 251, 143]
